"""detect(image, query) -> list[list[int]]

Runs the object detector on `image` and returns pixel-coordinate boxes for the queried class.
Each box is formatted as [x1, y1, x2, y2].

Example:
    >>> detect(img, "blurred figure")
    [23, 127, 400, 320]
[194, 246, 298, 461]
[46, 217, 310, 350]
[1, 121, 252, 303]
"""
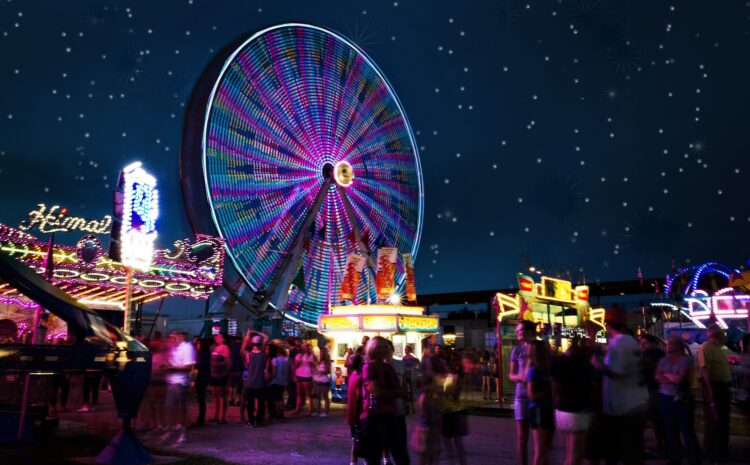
[164, 330, 196, 443]
[360, 336, 408, 465]
[141, 333, 167, 432]
[47, 374, 70, 418]
[739, 334, 750, 418]
[411, 375, 441, 465]
[481, 350, 494, 401]
[698, 324, 731, 463]
[402, 345, 420, 413]
[655, 336, 701, 465]
[441, 351, 468, 465]
[313, 346, 332, 417]
[193, 337, 211, 427]
[592, 306, 648, 465]
[209, 333, 230, 423]
[640, 334, 666, 454]
[527, 341, 554, 465]
[286, 337, 302, 409]
[510, 320, 536, 465]
[551, 337, 593, 465]
[78, 373, 101, 413]
[229, 335, 244, 406]
[269, 345, 290, 419]
[346, 354, 365, 465]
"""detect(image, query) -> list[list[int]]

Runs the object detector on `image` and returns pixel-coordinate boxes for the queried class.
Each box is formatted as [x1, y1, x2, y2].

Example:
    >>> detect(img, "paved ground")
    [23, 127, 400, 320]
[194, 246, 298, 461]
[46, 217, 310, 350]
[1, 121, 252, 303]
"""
[9, 385, 750, 464]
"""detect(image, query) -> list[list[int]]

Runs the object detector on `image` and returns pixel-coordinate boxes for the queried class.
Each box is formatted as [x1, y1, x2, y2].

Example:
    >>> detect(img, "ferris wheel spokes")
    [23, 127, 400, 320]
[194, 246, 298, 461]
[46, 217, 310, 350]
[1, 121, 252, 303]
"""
[259, 173, 334, 315]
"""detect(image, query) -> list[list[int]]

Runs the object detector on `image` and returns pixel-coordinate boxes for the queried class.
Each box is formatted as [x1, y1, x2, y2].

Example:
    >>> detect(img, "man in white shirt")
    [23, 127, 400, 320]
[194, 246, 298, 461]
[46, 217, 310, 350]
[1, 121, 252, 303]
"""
[593, 306, 648, 465]
[164, 330, 196, 443]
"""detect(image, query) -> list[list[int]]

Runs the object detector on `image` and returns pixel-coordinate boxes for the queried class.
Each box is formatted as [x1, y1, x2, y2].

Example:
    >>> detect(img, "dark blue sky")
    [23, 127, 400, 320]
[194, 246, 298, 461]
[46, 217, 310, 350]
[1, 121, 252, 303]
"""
[1, 0, 748, 293]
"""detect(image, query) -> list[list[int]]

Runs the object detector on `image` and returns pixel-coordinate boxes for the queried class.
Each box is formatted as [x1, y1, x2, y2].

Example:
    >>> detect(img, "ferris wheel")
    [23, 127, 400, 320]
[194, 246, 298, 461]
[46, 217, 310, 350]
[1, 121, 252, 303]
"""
[181, 23, 424, 327]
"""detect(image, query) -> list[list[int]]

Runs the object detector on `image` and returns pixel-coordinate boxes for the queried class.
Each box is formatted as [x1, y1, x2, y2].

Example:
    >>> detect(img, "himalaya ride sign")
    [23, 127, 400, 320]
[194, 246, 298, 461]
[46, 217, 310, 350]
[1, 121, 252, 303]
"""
[109, 162, 159, 271]
[19, 204, 112, 235]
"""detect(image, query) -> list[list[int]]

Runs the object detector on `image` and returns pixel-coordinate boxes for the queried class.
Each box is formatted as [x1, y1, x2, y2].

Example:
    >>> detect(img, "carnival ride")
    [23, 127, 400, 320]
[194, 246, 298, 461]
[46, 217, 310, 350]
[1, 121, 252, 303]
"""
[0, 252, 152, 464]
[652, 262, 749, 330]
[0, 223, 225, 321]
[181, 23, 424, 327]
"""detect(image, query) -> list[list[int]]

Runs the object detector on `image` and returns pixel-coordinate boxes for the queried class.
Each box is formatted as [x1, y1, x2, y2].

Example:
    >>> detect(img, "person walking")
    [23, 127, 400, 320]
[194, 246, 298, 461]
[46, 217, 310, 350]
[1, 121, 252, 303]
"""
[164, 330, 196, 444]
[346, 354, 366, 465]
[78, 373, 102, 413]
[551, 337, 594, 465]
[293, 343, 316, 415]
[360, 336, 409, 465]
[526, 341, 554, 465]
[640, 334, 666, 455]
[411, 376, 441, 465]
[269, 345, 290, 419]
[209, 333, 231, 423]
[509, 320, 536, 465]
[193, 337, 211, 427]
[313, 346, 332, 417]
[244, 332, 268, 427]
[402, 345, 420, 413]
[441, 351, 468, 465]
[698, 324, 731, 463]
[592, 306, 648, 465]
[655, 335, 701, 465]
[481, 350, 494, 401]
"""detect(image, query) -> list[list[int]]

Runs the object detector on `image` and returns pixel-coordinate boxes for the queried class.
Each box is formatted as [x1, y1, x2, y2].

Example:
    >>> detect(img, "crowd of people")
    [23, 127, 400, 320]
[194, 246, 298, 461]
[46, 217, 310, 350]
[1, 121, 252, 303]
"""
[509, 305, 747, 465]
[136, 328, 349, 444]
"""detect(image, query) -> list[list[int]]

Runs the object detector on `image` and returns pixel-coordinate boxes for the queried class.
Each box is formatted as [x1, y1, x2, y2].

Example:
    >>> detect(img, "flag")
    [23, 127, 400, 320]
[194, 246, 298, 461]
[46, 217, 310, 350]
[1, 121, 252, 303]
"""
[376, 247, 398, 302]
[43, 234, 55, 280]
[340, 254, 366, 301]
[402, 253, 416, 302]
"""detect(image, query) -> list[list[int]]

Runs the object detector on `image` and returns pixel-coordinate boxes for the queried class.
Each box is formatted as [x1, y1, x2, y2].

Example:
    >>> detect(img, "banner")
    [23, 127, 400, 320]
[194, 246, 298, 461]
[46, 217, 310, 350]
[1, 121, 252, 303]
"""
[402, 253, 417, 302]
[376, 247, 398, 301]
[340, 254, 366, 301]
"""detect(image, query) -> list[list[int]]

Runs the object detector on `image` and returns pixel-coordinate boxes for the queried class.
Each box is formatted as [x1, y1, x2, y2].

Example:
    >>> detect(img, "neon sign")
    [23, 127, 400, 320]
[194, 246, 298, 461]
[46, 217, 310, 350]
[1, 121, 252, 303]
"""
[18, 204, 112, 235]
[113, 162, 159, 271]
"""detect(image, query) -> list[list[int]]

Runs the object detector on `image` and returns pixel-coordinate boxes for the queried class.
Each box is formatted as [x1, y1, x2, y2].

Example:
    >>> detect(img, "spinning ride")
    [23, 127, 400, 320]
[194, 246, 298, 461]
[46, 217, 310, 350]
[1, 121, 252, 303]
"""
[181, 24, 424, 327]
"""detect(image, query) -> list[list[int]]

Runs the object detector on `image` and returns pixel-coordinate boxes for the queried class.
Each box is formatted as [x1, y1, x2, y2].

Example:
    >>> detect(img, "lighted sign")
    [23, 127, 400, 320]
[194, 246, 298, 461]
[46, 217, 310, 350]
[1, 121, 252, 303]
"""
[541, 277, 573, 301]
[19, 204, 112, 235]
[330, 305, 424, 316]
[319, 315, 360, 332]
[397, 315, 439, 332]
[114, 162, 159, 271]
[362, 315, 399, 332]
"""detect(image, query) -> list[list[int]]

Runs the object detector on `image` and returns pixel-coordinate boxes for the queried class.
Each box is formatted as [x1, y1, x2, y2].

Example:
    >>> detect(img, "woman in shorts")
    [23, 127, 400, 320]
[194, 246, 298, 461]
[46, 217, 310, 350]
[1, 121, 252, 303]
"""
[209, 333, 231, 423]
[313, 347, 332, 417]
[551, 337, 594, 465]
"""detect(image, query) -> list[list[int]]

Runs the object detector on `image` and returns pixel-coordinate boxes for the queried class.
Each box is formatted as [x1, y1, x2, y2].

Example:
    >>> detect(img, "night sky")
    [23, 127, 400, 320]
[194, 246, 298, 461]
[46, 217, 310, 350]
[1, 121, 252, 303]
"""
[1, 1, 749, 294]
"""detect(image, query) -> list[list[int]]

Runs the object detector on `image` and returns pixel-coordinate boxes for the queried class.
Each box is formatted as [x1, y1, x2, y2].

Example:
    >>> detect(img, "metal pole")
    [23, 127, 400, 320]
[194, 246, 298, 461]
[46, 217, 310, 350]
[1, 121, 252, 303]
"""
[123, 267, 134, 334]
[18, 234, 54, 440]
[496, 314, 504, 407]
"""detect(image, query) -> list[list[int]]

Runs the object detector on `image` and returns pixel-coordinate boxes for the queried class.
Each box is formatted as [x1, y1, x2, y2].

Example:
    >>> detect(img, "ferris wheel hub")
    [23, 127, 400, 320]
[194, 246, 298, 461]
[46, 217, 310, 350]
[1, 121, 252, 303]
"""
[333, 160, 354, 187]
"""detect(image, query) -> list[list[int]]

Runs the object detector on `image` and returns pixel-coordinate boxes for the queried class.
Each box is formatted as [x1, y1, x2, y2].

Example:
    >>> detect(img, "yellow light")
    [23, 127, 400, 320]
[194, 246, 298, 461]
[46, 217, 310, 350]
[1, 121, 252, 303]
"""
[387, 292, 402, 306]
[362, 315, 398, 331]
[319, 315, 360, 332]
[330, 304, 424, 316]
